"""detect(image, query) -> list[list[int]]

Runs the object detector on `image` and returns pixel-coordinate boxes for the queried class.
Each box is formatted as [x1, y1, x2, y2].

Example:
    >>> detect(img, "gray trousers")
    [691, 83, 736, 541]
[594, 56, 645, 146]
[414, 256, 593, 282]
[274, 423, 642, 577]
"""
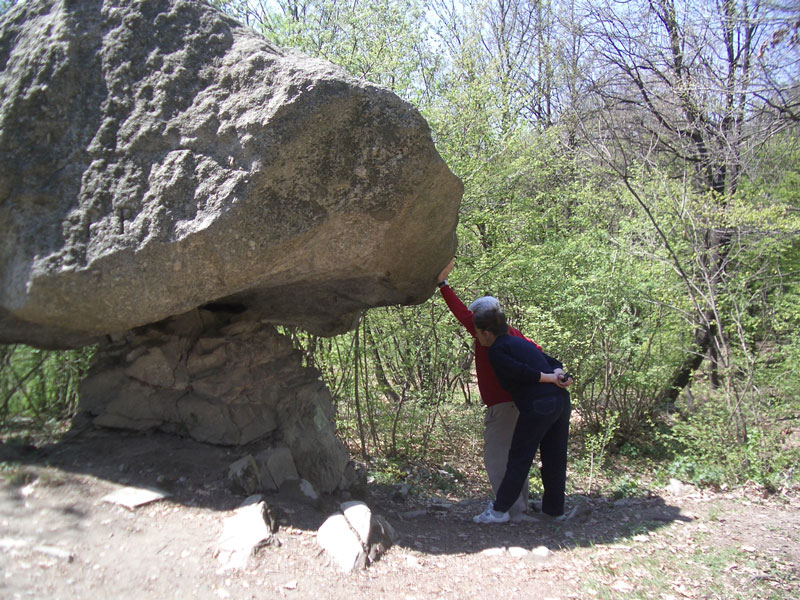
[483, 402, 529, 516]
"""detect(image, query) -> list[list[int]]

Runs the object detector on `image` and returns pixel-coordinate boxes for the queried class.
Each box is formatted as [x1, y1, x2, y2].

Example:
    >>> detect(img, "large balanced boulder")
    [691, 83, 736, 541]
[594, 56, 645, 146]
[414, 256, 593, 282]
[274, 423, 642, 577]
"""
[0, 0, 462, 349]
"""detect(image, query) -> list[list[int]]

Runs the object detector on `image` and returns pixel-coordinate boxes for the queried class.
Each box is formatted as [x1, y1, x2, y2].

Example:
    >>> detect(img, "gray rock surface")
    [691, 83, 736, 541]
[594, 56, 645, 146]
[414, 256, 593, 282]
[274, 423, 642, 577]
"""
[228, 455, 262, 495]
[317, 501, 397, 572]
[216, 495, 278, 572]
[278, 478, 320, 507]
[0, 0, 462, 348]
[254, 446, 299, 491]
[79, 306, 350, 492]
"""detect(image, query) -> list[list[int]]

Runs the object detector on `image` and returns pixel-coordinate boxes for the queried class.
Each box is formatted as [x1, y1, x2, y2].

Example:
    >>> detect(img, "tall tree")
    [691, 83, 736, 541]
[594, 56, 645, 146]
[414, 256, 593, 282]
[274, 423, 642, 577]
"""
[580, 0, 800, 423]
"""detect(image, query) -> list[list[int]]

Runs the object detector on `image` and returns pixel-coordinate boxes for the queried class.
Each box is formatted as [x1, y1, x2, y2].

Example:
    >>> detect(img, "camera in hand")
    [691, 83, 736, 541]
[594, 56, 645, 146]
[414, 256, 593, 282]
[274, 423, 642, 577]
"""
[558, 372, 573, 383]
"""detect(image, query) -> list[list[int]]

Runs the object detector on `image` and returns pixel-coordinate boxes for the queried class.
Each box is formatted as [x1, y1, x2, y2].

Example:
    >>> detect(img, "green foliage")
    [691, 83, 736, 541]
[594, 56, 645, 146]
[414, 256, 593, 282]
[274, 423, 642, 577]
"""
[366, 456, 470, 498]
[286, 305, 484, 462]
[214, 0, 433, 102]
[2, 0, 796, 499]
[367, 456, 408, 484]
[442, 140, 692, 441]
[660, 390, 800, 491]
[583, 411, 620, 493]
[610, 474, 642, 499]
[0, 0, 17, 16]
[0, 345, 95, 429]
[527, 471, 545, 497]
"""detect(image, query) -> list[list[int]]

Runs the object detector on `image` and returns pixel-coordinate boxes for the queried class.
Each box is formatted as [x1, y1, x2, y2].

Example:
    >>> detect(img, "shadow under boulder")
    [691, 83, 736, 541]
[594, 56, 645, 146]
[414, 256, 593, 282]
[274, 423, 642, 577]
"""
[79, 306, 349, 493]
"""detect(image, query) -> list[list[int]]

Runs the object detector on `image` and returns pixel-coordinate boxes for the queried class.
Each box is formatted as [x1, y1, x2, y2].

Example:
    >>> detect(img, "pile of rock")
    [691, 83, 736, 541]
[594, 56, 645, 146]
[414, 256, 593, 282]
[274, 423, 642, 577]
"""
[81, 307, 352, 494]
[215, 495, 395, 573]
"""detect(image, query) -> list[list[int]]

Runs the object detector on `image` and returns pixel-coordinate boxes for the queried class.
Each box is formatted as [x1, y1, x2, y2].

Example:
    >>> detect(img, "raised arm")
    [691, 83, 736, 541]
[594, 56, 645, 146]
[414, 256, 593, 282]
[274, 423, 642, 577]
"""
[437, 259, 477, 336]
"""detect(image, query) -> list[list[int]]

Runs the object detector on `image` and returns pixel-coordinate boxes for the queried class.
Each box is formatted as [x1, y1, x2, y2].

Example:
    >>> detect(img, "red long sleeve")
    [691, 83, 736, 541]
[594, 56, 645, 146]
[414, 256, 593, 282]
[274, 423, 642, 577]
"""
[439, 285, 540, 407]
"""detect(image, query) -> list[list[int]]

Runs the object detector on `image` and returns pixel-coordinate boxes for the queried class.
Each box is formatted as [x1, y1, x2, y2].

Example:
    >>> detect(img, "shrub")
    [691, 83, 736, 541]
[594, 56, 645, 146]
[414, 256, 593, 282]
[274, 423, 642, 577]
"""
[0, 345, 95, 429]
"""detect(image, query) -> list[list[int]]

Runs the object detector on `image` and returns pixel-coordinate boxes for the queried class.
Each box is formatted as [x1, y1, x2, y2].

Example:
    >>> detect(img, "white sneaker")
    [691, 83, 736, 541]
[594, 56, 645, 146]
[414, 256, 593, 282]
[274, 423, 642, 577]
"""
[473, 502, 510, 524]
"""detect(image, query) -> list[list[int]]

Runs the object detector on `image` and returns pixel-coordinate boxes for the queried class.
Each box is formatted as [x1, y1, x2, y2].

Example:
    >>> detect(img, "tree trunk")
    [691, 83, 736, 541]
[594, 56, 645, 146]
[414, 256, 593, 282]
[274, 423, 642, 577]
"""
[657, 320, 712, 404]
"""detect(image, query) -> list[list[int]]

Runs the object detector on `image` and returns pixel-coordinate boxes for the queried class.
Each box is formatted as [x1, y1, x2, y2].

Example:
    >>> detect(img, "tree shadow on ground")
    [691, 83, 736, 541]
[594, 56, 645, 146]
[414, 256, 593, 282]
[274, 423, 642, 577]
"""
[377, 493, 693, 558]
[0, 425, 693, 557]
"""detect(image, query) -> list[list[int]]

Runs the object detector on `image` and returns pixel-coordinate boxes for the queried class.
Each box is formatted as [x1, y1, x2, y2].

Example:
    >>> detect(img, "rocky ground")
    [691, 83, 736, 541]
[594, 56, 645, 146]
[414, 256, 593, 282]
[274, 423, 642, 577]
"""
[1, 427, 798, 600]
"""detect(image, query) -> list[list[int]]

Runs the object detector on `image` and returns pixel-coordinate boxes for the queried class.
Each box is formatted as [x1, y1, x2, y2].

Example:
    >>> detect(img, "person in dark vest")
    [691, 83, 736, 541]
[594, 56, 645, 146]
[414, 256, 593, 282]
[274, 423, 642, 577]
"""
[470, 308, 573, 524]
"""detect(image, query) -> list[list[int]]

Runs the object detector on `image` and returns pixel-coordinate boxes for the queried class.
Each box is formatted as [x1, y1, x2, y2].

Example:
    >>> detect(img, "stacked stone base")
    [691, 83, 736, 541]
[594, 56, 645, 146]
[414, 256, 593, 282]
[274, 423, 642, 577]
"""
[79, 305, 349, 493]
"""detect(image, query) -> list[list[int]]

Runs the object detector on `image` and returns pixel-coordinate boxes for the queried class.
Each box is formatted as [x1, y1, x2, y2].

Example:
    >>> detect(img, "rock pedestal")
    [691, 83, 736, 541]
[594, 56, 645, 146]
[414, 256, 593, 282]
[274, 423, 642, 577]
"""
[79, 306, 349, 493]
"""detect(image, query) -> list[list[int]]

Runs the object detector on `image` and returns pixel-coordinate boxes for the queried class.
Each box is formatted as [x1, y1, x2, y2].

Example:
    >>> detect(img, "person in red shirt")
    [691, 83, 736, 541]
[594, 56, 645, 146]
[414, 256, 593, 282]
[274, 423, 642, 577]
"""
[436, 259, 539, 520]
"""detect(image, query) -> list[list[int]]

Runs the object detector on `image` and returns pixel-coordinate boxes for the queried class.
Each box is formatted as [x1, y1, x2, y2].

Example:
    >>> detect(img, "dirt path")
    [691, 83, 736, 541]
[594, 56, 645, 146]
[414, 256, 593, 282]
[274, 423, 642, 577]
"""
[1, 429, 798, 599]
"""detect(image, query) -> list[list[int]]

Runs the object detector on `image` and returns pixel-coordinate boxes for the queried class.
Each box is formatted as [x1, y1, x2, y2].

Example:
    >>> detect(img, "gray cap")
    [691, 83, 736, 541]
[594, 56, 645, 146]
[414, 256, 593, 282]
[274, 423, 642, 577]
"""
[468, 296, 501, 314]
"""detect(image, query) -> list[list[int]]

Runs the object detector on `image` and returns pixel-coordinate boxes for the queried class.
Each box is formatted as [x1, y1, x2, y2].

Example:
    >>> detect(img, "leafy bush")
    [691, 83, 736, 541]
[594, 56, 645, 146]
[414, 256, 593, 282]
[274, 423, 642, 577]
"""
[660, 390, 799, 491]
[0, 345, 95, 429]
[610, 475, 642, 499]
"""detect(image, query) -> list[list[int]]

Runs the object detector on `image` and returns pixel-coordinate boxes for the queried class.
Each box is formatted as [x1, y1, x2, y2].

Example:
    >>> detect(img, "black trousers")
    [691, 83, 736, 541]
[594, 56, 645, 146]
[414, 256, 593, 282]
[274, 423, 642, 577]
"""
[492, 392, 571, 516]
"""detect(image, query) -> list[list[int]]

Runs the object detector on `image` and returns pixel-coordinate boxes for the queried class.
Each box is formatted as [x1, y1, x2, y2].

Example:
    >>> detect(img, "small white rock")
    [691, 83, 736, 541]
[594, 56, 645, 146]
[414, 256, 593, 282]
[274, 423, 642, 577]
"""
[405, 555, 421, 568]
[529, 545, 550, 562]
